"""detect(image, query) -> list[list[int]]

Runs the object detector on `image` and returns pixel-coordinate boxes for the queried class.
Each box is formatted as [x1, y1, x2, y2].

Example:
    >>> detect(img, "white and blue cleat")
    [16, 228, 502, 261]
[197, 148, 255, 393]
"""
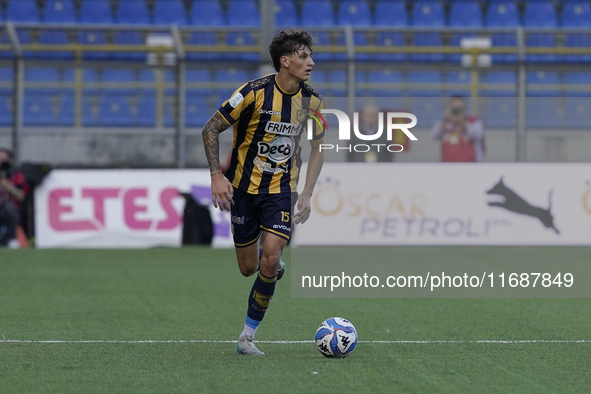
[237, 333, 265, 356]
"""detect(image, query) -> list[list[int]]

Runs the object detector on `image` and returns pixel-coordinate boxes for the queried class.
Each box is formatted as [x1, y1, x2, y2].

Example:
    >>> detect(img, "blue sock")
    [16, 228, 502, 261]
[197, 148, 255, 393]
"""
[242, 272, 276, 337]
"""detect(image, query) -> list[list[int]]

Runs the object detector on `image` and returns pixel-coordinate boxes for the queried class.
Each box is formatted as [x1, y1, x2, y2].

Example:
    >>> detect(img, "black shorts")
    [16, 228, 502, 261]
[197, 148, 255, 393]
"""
[230, 188, 297, 248]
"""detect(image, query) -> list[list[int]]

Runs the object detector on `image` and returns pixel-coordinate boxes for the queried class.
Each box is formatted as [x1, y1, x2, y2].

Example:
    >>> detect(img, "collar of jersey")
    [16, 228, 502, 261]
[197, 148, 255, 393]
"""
[274, 75, 301, 96]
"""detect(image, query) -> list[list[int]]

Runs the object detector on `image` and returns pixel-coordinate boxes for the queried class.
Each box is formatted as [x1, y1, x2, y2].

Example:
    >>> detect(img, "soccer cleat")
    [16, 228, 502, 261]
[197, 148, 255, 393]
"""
[277, 260, 286, 280]
[237, 334, 265, 355]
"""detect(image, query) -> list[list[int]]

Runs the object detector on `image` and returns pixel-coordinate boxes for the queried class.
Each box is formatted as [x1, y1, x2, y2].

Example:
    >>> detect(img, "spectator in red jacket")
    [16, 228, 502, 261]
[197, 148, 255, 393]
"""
[0, 148, 28, 246]
[431, 96, 485, 162]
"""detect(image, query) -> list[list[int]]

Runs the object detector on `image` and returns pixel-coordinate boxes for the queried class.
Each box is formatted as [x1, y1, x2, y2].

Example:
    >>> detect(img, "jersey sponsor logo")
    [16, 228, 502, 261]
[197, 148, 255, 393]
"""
[231, 215, 247, 225]
[259, 109, 281, 116]
[253, 157, 288, 174]
[228, 92, 244, 108]
[257, 136, 294, 163]
[264, 121, 303, 136]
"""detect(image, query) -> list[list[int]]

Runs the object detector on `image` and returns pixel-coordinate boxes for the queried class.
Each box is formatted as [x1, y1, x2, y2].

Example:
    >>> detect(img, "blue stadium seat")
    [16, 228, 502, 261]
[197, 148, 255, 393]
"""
[1, 31, 33, 59]
[82, 69, 101, 95]
[563, 72, 591, 97]
[225, 33, 258, 62]
[153, 0, 188, 26]
[337, 1, 372, 26]
[25, 68, 60, 95]
[309, 31, 332, 61]
[275, 0, 298, 27]
[411, 33, 445, 62]
[80, 0, 114, 24]
[524, 2, 557, 28]
[77, 31, 109, 61]
[526, 98, 560, 128]
[164, 99, 176, 127]
[139, 69, 156, 96]
[117, 0, 151, 25]
[186, 69, 213, 95]
[481, 71, 516, 97]
[375, 1, 407, 26]
[163, 69, 177, 96]
[98, 95, 134, 127]
[366, 70, 403, 97]
[411, 1, 445, 27]
[187, 32, 221, 61]
[491, 33, 518, 63]
[449, 1, 482, 27]
[327, 70, 346, 96]
[449, 33, 476, 63]
[191, 0, 225, 26]
[23, 95, 55, 126]
[527, 71, 559, 96]
[227, 0, 260, 26]
[561, 3, 591, 28]
[336, 32, 370, 61]
[58, 95, 74, 126]
[486, 2, 520, 27]
[6, 0, 40, 22]
[562, 97, 591, 128]
[102, 69, 137, 95]
[38, 30, 73, 60]
[301, 1, 335, 26]
[0, 68, 13, 95]
[136, 95, 156, 127]
[44, 0, 77, 23]
[446, 71, 471, 96]
[113, 31, 145, 61]
[406, 97, 444, 128]
[526, 34, 559, 63]
[482, 98, 516, 129]
[186, 95, 210, 127]
[375, 32, 407, 62]
[215, 68, 251, 84]
[563, 33, 591, 63]
[407, 71, 443, 97]
[0, 98, 12, 126]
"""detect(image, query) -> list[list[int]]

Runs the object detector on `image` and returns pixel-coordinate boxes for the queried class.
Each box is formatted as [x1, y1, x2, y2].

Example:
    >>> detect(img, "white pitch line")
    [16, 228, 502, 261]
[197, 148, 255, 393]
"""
[1, 340, 590, 344]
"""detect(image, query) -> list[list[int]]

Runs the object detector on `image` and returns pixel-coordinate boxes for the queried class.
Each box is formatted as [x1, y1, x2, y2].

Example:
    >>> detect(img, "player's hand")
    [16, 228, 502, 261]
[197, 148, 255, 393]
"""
[293, 192, 312, 224]
[211, 174, 234, 212]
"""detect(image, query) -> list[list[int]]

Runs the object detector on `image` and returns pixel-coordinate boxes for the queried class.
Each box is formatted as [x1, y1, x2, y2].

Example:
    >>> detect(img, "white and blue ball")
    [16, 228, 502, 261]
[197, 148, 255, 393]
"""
[315, 317, 358, 358]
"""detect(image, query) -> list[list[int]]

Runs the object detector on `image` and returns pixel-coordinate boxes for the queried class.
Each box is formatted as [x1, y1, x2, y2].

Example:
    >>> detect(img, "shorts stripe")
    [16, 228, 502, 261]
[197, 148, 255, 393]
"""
[260, 226, 290, 241]
[234, 233, 260, 248]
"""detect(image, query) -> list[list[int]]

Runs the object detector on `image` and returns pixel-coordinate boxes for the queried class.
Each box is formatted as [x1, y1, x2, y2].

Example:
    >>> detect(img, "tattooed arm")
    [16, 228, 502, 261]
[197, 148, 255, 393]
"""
[202, 112, 234, 211]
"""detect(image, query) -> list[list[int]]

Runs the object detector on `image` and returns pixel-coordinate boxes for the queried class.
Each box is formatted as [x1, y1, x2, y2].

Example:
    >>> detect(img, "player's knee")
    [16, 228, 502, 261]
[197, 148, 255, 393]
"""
[239, 265, 257, 277]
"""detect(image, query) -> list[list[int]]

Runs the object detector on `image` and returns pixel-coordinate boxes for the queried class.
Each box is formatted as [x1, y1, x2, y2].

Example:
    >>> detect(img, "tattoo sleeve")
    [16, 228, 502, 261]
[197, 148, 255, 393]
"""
[202, 112, 231, 176]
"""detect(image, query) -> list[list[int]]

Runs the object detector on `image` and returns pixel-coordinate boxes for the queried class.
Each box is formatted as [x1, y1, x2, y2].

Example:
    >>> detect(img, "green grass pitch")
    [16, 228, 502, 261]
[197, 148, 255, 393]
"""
[1, 247, 590, 393]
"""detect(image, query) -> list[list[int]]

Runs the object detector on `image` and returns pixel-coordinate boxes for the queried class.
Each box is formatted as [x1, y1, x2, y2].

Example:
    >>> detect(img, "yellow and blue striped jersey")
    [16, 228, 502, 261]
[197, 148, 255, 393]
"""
[217, 74, 324, 194]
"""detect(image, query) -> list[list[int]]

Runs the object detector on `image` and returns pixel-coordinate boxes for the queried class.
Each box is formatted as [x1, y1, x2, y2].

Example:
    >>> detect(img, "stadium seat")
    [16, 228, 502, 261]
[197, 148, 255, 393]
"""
[136, 95, 156, 127]
[563, 72, 591, 97]
[186, 95, 210, 127]
[225, 32, 258, 62]
[523, 2, 557, 28]
[0, 97, 12, 126]
[153, 0, 188, 26]
[227, 0, 260, 26]
[98, 95, 134, 127]
[336, 32, 370, 61]
[275, 0, 298, 27]
[406, 97, 444, 128]
[25, 68, 60, 95]
[164, 99, 176, 127]
[6, 0, 40, 22]
[481, 97, 516, 129]
[82, 69, 101, 95]
[38, 30, 73, 60]
[337, 1, 372, 26]
[301, 1, 335, 26]
[486, 2, 520, 27]
[116, 0, 151, 25]
[44, 0, 77, 23]
[375, 32, 407, 62]
[187, 32, 221, 61]
[139, 69, 156, 96]
[329, 70, 346, 96]
[526, 98, 560, 128]
[446, 71, 471, 96]
[406, 71, 444, 97]
[102, 69, 137, 96]
[0, 68, 13, 95]
[411, 1, 445, 27]
[411, 33, 445, 62]
[80, 0, 114, 24]
[449, 33, 476, 63]
[490, 33, 518, 63]
[562, 97, 591, 128]
[527, 71, 560, 96]
[186, 69, 213, 95]
[309, 31, 332, 61]
[57, 95, 74, 126]
[526, 34, 559, 63]
[481, 71, 516, 97]
[449, 1, 483, 27]
[561, 3, 591, 28]
[23, 95, 55, 126]
[163, 69, 177, 96]
[191, 0, 225, 26]
[366, 70, 403, 97]
[113, 31, 145, 61]
[0, 31, 33, 59]
[563, 33, 591, 63]
[77, 31, 109, 61]
[374, 1, 407, 26]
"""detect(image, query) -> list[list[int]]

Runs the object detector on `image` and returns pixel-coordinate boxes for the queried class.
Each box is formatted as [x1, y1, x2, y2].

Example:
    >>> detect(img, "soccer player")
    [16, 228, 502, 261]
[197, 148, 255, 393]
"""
[202, 30, 325, 355]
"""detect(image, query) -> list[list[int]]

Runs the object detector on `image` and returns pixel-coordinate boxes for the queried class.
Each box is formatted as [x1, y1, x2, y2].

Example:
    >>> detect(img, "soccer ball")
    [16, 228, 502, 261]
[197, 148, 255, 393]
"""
[315, 317, 358, 358]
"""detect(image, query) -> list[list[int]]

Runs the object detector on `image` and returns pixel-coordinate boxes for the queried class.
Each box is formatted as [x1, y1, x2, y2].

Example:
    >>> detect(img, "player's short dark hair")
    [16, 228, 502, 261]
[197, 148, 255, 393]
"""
[269, 29, 314, 72]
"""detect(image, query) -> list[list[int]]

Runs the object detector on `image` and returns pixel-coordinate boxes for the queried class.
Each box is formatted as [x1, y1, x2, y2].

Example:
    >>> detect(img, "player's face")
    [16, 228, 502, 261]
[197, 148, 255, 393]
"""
[285, 46, 315, 82]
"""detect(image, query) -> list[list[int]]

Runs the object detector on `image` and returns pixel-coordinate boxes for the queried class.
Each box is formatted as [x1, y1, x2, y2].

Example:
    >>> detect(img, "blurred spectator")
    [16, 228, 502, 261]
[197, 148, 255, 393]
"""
[0, 148, 28, 246]
[431, 96, 485, 162]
